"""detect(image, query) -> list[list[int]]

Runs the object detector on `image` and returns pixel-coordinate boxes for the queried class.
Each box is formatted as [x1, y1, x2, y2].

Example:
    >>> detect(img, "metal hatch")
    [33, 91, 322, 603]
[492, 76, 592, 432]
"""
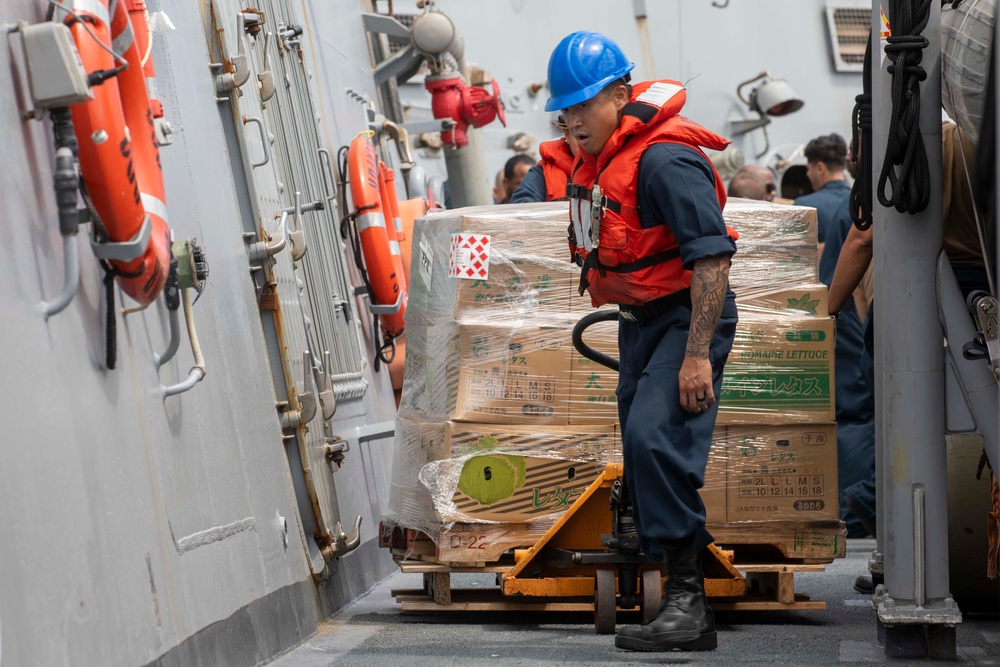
[207, 0, 367, 575]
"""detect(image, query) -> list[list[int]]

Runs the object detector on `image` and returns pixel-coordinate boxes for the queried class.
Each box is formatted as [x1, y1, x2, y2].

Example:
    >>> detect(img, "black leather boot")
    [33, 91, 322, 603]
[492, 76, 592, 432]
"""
[615, 538, 717, 651]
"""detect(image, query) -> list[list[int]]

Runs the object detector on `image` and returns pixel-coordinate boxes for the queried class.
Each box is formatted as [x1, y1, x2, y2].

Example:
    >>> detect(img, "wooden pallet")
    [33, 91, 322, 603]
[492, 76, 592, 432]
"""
[390, 561, 826, 612]
[709, 520, 847, 564]
[382, 519, 847, 567]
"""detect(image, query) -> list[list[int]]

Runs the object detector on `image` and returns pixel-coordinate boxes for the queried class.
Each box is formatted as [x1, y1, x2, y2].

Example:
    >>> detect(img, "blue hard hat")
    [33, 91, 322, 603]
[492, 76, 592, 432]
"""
[545, 31, 634, 112]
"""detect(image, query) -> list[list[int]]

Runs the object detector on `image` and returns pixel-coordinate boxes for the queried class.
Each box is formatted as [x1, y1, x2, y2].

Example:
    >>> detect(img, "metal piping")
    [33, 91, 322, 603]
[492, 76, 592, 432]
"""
[41, 142, 82, 319]
[410, 10, 465, 77]
[913, 485, 926, 608]
[380, 119, 414, 169]
[153, 303, 181, 368]
[247, 210, 290, 262]
[41, 236, 79, 319]
[162, 288, 205, 398]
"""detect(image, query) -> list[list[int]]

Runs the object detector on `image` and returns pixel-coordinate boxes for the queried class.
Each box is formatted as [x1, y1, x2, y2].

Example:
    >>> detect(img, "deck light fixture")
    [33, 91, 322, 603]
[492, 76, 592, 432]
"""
[730, 71, 804, 157]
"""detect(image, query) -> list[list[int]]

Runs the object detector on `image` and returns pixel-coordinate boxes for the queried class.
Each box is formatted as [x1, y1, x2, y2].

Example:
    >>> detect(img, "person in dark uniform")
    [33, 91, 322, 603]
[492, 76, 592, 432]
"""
[546, 31, 738, 652]
[497, 154, 536, 204]
[795, 133, 852, 243]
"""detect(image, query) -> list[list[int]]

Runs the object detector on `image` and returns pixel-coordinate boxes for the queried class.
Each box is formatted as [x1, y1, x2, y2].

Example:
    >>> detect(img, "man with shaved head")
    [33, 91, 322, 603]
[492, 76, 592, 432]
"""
[726, 165, 776, 201]
[727, 170, 767, 200]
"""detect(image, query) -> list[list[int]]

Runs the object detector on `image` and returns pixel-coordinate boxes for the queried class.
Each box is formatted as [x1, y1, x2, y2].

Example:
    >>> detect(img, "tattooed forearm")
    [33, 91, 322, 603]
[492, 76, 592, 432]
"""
[685, 254, 731, 358]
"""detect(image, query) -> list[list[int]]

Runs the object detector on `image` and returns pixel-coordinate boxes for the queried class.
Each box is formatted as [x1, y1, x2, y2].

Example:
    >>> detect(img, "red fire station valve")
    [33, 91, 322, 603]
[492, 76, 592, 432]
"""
[425, 75, 506, 148]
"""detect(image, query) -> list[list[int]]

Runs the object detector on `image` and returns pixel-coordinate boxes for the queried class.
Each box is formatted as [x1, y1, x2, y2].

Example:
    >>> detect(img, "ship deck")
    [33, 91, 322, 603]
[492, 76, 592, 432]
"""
[269, 539, 1000, 666]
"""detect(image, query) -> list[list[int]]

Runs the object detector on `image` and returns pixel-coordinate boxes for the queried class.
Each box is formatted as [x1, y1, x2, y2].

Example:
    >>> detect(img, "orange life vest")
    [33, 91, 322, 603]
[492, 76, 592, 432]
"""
[538, 139, 575, 201]
[567, 80, 738, 308]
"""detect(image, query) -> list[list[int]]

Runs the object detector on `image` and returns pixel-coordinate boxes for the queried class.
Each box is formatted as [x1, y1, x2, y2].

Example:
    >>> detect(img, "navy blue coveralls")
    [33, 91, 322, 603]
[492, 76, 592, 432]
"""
[795, 179, 852, 244]
[617, 143, 738, 559]
[820, 202, 876, 537]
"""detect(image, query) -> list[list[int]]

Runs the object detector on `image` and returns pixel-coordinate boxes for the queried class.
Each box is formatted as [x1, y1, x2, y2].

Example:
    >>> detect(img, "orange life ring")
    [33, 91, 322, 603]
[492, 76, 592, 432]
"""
[381, 163, 405, 242]
[346, 133, 407, 337]
[64, 0, 171, 306]
[377, 161, 407, 296]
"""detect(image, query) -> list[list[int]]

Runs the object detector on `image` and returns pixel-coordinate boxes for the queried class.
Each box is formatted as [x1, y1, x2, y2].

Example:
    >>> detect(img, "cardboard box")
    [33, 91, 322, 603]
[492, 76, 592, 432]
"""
[730, 248, 818, 290]
[453, 322, 575, 425]
[701, 430, 728, 525]
[722, 424, 840, 523]
[398, 322, 461, 420]
[725, 201, 819, 290]
[719, 315, 836, 425]
[453, 199, 574, 323]
[455, 258, 574, 321]
[735, 283, 829, 318]
[725, 200, 818, 245]
[444, 421, 619, 462]
[446, 455, 604, 522]
[418, 423, 620, 523]
[405, 202, 573, 325]
[388, 413, 449, 528]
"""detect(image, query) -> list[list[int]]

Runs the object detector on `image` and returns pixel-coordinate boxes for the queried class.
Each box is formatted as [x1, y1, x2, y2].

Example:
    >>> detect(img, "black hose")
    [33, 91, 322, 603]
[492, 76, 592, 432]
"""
[876, 0, 932, 215]
[572, 310, 620, 372]
[99, 261, 142, 371]
[850, 32, 873, 231]
[50, 108, 80, 237]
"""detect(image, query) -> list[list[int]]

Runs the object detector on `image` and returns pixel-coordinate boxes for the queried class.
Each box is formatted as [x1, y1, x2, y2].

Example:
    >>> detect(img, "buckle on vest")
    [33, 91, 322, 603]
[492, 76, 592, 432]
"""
[619, 309, 638, 322]
[590, 184, 604, 247]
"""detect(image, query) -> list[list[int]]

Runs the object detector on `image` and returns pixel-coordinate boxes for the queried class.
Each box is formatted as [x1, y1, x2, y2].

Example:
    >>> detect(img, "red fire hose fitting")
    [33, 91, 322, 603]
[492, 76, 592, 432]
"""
[425, 75, 506, 148]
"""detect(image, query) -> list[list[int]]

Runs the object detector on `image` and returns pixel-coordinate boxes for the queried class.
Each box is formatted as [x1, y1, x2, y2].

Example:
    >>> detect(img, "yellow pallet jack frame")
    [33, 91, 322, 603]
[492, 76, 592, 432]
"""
[497, 461, 745, 632]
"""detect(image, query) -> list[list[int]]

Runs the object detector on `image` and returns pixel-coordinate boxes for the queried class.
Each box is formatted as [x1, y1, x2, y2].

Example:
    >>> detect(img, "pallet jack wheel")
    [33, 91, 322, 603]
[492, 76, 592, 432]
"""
[594, 568, 617, 634]
[640, 569, 662, 625]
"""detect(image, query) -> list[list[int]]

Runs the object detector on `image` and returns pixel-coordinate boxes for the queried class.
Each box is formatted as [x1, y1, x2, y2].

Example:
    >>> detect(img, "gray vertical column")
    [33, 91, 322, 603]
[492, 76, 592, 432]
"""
[873, 1, 961, 658]
[444, 127, 491, 208]
[871, 0, 887, 588]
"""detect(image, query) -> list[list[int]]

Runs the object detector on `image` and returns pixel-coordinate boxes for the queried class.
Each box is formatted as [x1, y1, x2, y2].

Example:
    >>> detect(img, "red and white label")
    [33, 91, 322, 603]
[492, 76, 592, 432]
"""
[449, 233, 491, 280]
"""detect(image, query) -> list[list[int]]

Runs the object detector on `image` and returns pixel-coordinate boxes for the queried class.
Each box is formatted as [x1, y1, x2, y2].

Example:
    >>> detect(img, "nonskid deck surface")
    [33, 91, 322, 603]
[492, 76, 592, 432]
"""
[270, 540, 1000, 666]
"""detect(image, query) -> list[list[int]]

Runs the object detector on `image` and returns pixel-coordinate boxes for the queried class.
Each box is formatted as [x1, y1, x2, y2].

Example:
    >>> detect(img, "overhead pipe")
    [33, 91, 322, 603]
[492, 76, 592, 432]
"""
[412, 8, 504, 207]
[410, 10, 466, 78]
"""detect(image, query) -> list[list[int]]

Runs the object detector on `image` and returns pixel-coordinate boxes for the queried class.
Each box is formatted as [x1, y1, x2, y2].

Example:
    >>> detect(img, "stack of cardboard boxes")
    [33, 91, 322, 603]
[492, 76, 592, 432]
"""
[387, 199, 839, 547]
[565, 199, 840, 528]
[390, 203, 595, 531]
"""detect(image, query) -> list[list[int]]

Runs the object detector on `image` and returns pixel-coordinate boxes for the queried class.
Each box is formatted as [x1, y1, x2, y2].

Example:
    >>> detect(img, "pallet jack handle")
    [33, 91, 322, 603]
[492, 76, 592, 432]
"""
[572, 310, 620, 372]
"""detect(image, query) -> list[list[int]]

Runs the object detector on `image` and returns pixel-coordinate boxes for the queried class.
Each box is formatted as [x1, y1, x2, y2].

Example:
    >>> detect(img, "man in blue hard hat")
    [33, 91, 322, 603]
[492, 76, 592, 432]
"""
[547, 31, 739, 652]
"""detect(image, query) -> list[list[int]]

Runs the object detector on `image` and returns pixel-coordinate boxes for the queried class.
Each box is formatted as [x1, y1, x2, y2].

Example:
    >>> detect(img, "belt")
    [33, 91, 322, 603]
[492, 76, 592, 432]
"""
[619, 289, 692, 323]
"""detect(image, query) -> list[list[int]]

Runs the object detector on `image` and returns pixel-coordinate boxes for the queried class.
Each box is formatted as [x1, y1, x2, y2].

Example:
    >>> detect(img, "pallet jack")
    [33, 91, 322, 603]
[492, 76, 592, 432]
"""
[493, 310, 744, 633]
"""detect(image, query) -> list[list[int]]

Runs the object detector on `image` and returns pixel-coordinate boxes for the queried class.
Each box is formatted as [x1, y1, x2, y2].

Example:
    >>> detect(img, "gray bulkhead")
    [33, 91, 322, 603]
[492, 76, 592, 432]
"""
[0, 0, 401, 664]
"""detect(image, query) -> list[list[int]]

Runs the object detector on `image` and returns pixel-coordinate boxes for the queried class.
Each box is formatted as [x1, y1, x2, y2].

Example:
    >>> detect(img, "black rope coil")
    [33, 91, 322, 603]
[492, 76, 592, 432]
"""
[850, 31, 874, 231]
[876, 0, 932, 215]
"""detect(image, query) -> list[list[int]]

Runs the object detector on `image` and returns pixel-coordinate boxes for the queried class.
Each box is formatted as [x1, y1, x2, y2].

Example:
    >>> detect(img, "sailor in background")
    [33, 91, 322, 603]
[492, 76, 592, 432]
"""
[510, 115, 580, 203]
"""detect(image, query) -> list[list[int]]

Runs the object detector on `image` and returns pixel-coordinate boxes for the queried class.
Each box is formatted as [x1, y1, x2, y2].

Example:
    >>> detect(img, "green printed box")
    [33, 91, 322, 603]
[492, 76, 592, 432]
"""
[719, 315, 836, 425]
[735, 283, 829, 318]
